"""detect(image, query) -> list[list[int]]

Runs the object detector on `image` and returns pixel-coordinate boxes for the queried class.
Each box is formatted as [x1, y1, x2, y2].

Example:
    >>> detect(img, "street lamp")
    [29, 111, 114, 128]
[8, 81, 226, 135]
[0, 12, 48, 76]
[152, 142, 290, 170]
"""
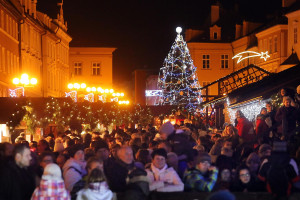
[11, 73, 37, 97]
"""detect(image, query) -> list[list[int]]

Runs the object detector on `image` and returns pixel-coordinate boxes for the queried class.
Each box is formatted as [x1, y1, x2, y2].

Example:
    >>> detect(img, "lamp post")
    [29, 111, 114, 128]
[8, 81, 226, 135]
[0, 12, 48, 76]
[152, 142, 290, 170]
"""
[11, 74, 37, 97]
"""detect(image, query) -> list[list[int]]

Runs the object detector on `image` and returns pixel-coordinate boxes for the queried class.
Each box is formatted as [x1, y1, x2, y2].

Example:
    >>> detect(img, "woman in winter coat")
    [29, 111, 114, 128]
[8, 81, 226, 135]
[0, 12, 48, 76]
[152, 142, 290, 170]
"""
[256, 108, 270, 144]
[76, 168, 114, 200]
[235, 110, 255, 144]
[146, 148, 184, 192]
[63, 144, 87, 191]
[31, 163, 70, 200]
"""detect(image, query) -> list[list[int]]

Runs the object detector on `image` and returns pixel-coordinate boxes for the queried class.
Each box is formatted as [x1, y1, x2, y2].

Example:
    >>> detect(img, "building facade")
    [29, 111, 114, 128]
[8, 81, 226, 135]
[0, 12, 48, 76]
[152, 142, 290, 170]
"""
[69, 47, 116, 90]
[0, 0, 72, 97]
[186, 1, 298, 99]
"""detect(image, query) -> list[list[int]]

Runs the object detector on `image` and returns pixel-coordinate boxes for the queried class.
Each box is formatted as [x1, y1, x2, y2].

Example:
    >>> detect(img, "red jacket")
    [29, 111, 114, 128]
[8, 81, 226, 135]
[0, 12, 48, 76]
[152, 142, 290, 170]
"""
[236, 117, 255, 142]
[256, 119, 269, 138]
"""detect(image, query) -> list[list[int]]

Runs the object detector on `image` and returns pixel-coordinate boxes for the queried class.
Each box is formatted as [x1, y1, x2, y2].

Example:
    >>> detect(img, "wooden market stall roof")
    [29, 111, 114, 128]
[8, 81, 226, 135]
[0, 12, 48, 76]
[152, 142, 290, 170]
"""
[200, 64, 300, 107]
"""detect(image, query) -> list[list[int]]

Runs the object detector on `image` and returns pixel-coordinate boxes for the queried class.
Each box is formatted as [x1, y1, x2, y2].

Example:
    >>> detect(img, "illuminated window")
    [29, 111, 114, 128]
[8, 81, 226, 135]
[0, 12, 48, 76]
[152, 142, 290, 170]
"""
[92, 62, 101, 76]
[74, 62, 82, 75]
[221, 55, 229, 69]
[294, 27, 297, 44]
[274, 36, 278, 52]
[202, 55, 210, 69]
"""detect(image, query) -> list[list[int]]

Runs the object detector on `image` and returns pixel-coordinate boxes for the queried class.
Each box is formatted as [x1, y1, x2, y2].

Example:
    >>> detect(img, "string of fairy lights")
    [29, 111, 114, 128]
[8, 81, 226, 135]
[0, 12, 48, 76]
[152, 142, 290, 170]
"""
[7, 98, 153, 134]
[158, 27, 201, 113]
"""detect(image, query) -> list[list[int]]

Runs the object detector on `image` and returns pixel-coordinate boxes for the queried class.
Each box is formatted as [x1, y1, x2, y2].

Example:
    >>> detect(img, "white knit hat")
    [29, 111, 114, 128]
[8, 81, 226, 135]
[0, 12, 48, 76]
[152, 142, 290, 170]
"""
[42, 163, 63, 181]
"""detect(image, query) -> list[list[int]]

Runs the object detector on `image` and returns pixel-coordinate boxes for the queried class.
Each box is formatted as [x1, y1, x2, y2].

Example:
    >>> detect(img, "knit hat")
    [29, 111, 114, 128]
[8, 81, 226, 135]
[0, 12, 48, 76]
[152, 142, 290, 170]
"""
[159, 121, 175, 135]
[151, 148, 168, 159]
[94, 140, 109, 152]
[68, 144, 85, 158]
[195, 152, 211, 164]
[42, 163, 62, 181]
[272, 141, 287, 152]
[258, 144, 272, 155]
[206, 190, 235, 200]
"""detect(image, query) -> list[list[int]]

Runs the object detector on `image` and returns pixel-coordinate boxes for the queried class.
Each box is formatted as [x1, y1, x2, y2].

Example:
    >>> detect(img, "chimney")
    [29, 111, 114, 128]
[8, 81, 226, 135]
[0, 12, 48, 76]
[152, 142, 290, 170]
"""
[282, 0, 296, 8]
[235, 24, 242, 39]
[242, 21, 249, 36]
[211, 4, 220, 25]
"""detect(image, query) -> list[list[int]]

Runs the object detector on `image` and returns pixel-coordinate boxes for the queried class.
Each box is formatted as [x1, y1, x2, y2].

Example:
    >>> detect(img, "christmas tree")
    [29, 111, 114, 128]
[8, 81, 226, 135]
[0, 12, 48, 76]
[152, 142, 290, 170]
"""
[158, 27, 201, 112]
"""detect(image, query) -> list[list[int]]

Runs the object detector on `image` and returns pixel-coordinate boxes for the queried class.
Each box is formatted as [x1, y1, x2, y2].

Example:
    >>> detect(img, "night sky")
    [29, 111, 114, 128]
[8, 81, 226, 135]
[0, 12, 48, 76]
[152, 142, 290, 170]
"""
[37, 0, 282, 90]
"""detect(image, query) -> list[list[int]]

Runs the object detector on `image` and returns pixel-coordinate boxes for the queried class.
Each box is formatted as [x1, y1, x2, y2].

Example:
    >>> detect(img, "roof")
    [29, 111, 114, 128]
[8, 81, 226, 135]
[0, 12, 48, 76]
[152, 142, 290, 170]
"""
[228, 64, 300, 106]
[280, 52, 300, 65]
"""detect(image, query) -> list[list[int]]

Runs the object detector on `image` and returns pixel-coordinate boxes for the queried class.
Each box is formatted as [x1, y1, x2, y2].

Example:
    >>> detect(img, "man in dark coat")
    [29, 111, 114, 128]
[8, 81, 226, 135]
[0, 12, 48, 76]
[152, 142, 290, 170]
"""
[0, 143, 36, 200]
[275, 96, 299, 141]
[104, 146, 149, 199]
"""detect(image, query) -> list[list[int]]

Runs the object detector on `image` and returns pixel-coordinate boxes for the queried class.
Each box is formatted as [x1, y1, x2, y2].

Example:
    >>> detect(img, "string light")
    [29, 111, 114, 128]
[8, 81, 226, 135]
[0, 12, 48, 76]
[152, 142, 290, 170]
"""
[157, 27, 201, 113]
[226, 97, 266, 124]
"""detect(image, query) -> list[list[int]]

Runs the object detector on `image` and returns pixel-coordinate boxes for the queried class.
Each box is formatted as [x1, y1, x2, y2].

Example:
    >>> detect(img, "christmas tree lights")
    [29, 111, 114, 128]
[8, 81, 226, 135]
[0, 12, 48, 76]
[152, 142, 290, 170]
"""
[158, 27, 201, 112]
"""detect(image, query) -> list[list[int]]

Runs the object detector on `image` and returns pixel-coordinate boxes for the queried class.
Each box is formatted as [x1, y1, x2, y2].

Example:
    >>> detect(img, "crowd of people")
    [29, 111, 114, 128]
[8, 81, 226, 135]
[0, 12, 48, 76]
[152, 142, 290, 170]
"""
[0, 87, 300, 200]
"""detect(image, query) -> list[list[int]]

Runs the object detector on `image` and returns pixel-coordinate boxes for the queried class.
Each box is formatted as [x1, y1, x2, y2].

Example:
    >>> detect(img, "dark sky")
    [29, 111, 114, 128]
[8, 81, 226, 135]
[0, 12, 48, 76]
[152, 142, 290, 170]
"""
[37, 0, 282, 88]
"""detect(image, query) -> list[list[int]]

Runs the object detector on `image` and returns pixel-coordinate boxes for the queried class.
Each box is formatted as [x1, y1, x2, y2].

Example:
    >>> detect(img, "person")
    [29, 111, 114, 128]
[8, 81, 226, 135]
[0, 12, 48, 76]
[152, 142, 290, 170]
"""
[230, 165, 259, 192]
[183, 152, 218, 192]
[37, 139, 51, 155]
[63, 144, 87, 191]
[76, 168, 114, 200]
[71, 157, 104, 200]
[275, 96, 299, 141]
[256, 109, 269, 144]
[216, 168, 232, 190]
[36, 151, 55, 178]
[235, 110, 255, 144]
[245, 152, 260, 177]
[0, 142, 14, 166]
[104, 146, 149, 199]
[258, 144, 272, 161]
[258, 141, 299, 197]
[146, 148, 184, 192]
[31, 163, 70, 200]
[0, 143, 36, 200]
[94, 140, 110, 161]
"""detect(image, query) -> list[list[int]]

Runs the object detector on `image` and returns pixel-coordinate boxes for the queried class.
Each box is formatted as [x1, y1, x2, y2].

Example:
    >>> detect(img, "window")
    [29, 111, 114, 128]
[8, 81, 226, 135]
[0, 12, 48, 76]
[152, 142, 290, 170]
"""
[213, 32, 217, 39]
[274, 36, 278, 52]
[269, 38, 272, 54]
[202, 55, 210, 69]
[294, 27, 297, 44]
[221, 55, 229, 69]
[74, 62, 82, 75]
[92, 62, 101, 75]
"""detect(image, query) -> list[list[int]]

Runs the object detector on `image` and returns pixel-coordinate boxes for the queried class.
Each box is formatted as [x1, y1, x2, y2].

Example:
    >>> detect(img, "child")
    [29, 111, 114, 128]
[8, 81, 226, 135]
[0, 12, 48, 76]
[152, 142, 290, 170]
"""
[76, 168, 113, 200]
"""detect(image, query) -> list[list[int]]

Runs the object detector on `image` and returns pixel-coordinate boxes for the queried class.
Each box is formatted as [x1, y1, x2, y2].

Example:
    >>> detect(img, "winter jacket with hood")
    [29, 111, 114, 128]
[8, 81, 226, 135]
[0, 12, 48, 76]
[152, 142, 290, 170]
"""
[76, 182, 113, 200]
[31, 179, 70, 200]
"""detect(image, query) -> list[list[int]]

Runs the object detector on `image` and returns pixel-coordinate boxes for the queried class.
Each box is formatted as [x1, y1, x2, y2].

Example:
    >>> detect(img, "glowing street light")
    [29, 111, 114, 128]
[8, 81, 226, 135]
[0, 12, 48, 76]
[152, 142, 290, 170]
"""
[12, 73, 37, 87]
[11, 73, 38, 97]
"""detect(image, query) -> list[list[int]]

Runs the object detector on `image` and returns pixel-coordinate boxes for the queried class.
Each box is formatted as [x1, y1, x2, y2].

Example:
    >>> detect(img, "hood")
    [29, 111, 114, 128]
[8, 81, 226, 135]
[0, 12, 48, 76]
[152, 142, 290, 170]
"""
[76, 188, 113, 200]
[36, 179, 70, 198]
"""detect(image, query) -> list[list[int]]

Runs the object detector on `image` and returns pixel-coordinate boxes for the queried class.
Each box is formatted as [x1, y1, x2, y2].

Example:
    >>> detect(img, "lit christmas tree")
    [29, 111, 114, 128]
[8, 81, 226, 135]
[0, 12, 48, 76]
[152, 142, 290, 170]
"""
[158, 27, 201, 112]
